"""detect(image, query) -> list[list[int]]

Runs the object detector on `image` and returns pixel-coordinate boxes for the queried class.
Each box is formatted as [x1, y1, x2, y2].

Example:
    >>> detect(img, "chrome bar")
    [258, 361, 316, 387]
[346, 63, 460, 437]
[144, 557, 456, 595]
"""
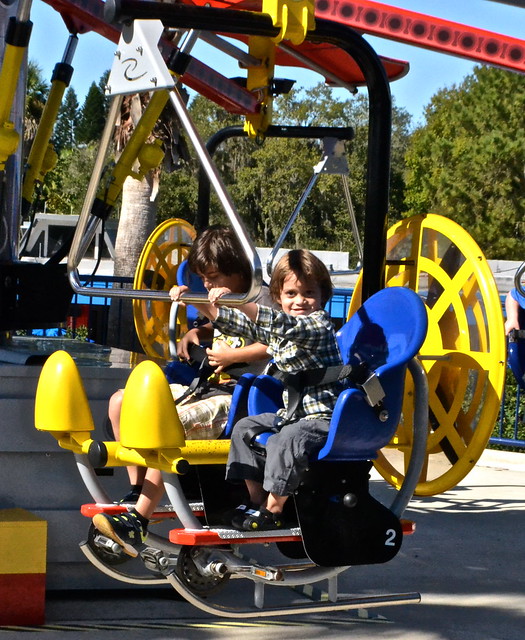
[162, 471, 203, 530]
[168, 86, 262, 304]
[279, 42, 358, 94]
[79, 541, 168, 585]
[67, 95, 122, 288]
[16, 0, 32, 22]
[265, 171, 322, 276]
[342, 174, 363, 264]
[62, 33, 78, 65]
[389, 357, 429, 519]
[74, 453, 112, 505]
[514, 261, 525, 298]
[200, 32, 262, 68]
[166, 570, 420, 617]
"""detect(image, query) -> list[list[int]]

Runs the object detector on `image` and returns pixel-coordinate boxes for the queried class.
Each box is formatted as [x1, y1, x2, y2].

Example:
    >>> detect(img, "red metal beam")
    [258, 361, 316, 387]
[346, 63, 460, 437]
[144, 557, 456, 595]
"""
[315, 0, 525, 74]
[188, 0, 525, 74]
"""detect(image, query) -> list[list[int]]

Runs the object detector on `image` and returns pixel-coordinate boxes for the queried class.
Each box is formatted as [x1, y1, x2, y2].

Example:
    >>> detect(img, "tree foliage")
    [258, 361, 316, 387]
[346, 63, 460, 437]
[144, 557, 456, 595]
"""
[156, 83, 412, 262]
[76, 80, 108, 145]
[404, 66, 525, 259]
[53, 87, 79, 153]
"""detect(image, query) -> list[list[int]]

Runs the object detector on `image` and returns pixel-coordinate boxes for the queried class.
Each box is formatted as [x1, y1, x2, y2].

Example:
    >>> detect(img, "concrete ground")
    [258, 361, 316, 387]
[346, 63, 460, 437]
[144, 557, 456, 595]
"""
[2, 449, 524, 639]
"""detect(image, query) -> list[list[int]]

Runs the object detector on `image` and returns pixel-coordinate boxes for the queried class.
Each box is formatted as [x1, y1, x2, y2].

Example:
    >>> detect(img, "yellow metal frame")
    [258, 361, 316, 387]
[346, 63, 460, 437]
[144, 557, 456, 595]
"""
[244, 0, 315, 140]
[21, 75, 67, 204]
[34, 351, 230, 474]
[0, 39, 25, 170]
[98, 89, 169, 208]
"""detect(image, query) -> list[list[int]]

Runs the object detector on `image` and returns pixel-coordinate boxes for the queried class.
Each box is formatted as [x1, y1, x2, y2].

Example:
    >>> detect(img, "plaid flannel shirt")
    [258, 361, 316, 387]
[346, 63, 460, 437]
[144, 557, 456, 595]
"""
[213, 305, 342, 421]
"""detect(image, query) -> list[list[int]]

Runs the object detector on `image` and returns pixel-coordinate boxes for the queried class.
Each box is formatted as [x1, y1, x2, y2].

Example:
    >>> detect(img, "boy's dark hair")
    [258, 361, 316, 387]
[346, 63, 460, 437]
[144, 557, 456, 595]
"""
[188, 225, 251, 287]
[270, 249, 333, 307]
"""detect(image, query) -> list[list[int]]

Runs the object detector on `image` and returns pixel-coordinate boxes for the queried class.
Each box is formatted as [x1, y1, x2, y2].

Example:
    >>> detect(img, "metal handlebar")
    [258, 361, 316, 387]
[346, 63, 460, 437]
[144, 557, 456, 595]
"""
[514, 261, 525, 298]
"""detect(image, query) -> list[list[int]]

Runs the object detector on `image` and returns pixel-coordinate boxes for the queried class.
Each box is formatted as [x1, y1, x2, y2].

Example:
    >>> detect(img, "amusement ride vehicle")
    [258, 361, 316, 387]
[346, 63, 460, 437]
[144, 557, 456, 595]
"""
[0, 0, 522, 618]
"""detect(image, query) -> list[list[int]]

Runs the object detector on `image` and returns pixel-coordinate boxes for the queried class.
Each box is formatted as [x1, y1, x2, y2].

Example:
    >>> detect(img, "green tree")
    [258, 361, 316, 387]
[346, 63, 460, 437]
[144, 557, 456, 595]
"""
[156, 83, 412, 260]
[404, 66, 525, 259]
[76, 79, 108, 144]
[44, 143, 99, 214]
[53, 87, 79, 152]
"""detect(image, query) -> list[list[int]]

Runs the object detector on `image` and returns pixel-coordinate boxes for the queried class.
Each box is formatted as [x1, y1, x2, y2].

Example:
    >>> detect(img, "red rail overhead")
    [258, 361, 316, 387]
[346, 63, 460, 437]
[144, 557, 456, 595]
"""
[315, 0, 525, 74]
[186, 0, 525, 74]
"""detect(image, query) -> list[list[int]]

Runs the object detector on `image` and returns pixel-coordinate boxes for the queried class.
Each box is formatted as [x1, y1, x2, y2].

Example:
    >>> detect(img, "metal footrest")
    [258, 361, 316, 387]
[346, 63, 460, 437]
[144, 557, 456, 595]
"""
[169, 526, 302, 546]
[80, 502, 205, 518]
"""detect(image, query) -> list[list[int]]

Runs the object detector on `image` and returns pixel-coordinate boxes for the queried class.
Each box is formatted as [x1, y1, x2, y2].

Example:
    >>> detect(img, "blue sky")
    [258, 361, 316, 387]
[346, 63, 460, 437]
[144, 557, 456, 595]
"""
[27, 0, 524, 125]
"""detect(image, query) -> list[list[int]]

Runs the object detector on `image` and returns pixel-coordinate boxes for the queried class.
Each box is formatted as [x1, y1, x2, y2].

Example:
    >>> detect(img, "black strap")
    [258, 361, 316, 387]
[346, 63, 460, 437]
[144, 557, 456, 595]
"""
[173, 343, 269, 406]
[509, 329, 525, 343]
[242, 423, 280, 455]
[269, 359, 380, 424]
[173, 354, 215, 406]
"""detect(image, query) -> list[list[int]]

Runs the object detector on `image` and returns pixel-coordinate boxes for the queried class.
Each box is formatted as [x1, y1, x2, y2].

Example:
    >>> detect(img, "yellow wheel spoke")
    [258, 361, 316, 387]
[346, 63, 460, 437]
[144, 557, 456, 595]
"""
[132, 219, 196, 359]
[351, 214, 506, 496]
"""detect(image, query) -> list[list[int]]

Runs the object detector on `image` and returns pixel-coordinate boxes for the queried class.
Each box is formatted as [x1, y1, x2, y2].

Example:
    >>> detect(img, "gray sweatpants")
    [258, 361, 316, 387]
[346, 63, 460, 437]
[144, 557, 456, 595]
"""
[225, 413, 330, 496]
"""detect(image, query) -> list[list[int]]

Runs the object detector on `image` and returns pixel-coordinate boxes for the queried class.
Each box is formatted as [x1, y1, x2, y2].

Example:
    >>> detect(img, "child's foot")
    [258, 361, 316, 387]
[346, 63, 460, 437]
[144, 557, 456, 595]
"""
[238, 507, 284, 532]
[92, 511, 147, 557]
[229, 503, 259, 529]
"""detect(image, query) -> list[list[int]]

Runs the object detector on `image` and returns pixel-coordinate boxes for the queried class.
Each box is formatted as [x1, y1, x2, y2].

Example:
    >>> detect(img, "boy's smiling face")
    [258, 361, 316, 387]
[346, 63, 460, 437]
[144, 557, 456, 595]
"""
[198, 268, 246, 294]
[279, 273, 323, 316]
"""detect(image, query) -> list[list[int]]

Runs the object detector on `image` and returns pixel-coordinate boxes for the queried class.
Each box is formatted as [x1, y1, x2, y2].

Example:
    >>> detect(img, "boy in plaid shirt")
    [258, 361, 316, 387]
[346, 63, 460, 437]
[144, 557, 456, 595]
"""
[187, 249, 342, 531]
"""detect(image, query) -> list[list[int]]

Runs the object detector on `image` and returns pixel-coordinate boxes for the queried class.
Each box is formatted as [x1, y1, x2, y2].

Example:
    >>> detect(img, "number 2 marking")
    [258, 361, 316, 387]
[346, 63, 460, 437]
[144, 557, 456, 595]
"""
[385, 529, 397, 546]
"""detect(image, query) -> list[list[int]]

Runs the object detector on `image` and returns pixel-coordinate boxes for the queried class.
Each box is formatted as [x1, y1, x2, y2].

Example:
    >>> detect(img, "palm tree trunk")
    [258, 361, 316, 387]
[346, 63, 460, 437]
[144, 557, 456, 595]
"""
[107, 173, 157, 350]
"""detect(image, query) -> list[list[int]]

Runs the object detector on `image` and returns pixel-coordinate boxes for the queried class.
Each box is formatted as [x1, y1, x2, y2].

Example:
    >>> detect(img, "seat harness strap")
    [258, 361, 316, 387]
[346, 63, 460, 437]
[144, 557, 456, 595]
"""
[268, 359, 386, 425]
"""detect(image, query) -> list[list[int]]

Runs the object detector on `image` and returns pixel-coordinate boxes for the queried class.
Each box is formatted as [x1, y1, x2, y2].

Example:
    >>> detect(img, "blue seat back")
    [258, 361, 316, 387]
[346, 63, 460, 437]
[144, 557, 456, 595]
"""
[508, 338, 525, 390]
[176, 260, 207, 329]
[508, 307, 525, 389]
[317, 286, 427, 461]
[240, 287, 427, 462]
[247, 374, 285, 416]
[222, 373, 257, 438]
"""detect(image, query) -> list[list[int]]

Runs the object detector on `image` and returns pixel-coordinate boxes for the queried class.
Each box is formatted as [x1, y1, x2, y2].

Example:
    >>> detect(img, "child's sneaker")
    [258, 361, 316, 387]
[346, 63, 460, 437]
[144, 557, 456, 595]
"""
[239, 507, 284, 532]
[229, 503, 259, 530]
[92, 511, 147, 557]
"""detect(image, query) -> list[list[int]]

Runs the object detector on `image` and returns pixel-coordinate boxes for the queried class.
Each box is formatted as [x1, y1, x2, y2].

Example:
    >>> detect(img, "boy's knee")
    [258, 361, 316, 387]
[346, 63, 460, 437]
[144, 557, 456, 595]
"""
[108, 389, 124, 438]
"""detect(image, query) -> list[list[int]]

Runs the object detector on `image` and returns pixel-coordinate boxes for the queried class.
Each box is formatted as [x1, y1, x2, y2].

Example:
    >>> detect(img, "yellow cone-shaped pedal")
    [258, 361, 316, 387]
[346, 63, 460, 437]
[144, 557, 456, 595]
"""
[120, 360, 186, 449]
[35, 350, 95, 433]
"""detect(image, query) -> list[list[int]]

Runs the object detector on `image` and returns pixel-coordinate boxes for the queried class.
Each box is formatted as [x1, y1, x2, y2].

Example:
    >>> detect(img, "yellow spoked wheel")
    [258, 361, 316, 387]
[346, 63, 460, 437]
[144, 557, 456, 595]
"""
[348, 214, 506, 496]
[133, 219, 196, 360]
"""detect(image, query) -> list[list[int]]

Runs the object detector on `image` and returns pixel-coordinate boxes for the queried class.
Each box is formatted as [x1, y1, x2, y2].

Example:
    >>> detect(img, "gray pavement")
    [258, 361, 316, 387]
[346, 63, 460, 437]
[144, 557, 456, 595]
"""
[2, 449, 524, 639]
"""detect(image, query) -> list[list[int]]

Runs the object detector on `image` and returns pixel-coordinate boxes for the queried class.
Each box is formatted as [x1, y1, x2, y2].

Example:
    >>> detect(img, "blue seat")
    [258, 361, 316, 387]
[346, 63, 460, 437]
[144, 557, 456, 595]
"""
[176, 259, 207, 330]
[507, 306, 525, 389]
[246, 287, 428, 461]
[508, 336, 525, 390]
[222, 373, 257, 438]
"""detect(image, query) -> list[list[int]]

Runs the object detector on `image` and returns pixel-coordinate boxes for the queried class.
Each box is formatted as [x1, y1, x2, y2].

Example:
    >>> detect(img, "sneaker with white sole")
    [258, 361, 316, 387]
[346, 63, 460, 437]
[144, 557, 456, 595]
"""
[92, 511, 147, 558]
